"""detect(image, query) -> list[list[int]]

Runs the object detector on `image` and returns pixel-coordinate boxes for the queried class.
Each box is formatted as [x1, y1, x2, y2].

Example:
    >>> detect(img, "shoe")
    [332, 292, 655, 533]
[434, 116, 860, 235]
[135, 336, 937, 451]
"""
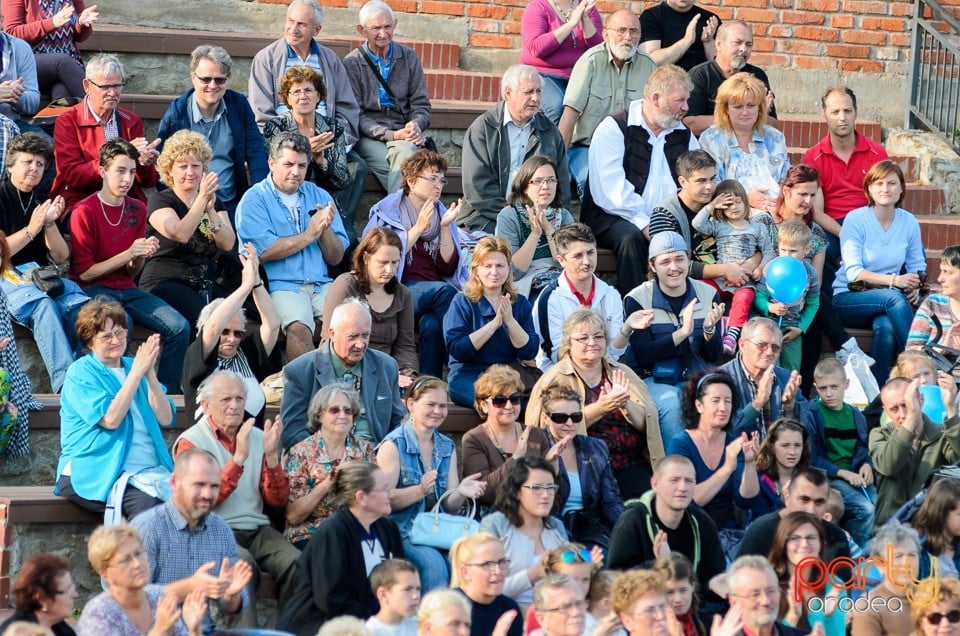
[840, 337, 876, 367]
[722, 333, 737, 356]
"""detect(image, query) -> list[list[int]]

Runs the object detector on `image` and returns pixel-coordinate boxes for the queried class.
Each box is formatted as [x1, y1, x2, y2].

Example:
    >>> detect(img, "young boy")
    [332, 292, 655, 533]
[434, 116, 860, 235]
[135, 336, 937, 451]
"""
[806, 357, 877, 548]
[824, 487, 863, 559]
[754, 220, 820, 371]
[365, 558, 421, 635]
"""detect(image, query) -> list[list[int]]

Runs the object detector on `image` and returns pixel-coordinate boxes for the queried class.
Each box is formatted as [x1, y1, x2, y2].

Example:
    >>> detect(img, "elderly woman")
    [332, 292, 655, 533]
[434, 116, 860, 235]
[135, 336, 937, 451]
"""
[278, 462, 404, 633]
[698, 72, 789, 215]
[55, 298, 175, 520]
[494, 155, 574, 298]
[526, 309, 662, 500]
[78, 525, 206, 635]
[611, 569, 671, 636]
[417, 589, 476, 636]
[909, 245, 960, 355]
[141, 129, 235, 328]
[520, 0, 602, 124]
[181, 246, 280, 425]
[262, 65, 351, 197]
[444, 236, 540, 407]
[450, 533, 523, 636]
[0, 133, 89, 393]
[284, 384, 376, 549]
[321, 226, 417, 387]
[0, 554, 77, 635]
[913, 577, 960, 636]
[850, 521, 921, 636]
[1, 0, 97, 99]
[833, 160, 927, 385]
[365, 149, 468, 378]
[624, 230, 724, 443]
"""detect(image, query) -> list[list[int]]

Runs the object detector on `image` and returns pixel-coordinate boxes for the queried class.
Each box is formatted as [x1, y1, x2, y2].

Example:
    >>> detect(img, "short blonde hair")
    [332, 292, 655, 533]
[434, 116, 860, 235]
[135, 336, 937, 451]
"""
[913, 577, 960, 634]
[418, 589, 471, 630]
[778, 220, 811, 247]
[157, 129, 213, 187]
[713, 71, 768, 134]
[450, 532, 502, 587]
[610, 569, 668, 614]
[87, 524, 143, 574]
[473, 364, 523, 417]
[557, 309, 608, 361]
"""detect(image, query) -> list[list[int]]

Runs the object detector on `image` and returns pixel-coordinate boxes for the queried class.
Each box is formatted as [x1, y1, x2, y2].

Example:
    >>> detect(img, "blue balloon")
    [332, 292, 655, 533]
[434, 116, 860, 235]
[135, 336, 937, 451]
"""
[765, 256, 807, 304]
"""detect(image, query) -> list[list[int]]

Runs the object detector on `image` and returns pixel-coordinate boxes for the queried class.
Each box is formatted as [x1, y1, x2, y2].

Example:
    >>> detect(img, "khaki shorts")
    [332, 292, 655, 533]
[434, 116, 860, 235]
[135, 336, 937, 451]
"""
[270, 282, 331, 333]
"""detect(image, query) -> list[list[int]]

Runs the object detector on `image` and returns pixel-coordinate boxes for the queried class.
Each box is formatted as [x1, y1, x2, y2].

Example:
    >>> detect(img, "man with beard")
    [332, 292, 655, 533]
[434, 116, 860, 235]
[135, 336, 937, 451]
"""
[559, 9, 656, 198]
[131, 448, 253, 634]
[683, 21, 777, 136]
[724, 556, 807, 636]
[580, 64, 699, 296]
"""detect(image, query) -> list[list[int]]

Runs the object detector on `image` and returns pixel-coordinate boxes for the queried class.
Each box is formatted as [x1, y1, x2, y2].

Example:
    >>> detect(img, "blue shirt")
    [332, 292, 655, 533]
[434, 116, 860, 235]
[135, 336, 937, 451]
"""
[283, 40, 329, 117]
[190, 97, 236, 201]
[364, 43, 395, 108]
[833, 205, 926, 295]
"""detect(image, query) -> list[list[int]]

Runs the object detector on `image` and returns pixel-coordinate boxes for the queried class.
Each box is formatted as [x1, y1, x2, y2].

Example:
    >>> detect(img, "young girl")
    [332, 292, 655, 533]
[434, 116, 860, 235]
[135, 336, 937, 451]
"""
[753, 418, 811, 517]
[692, 179, 776, 354]
[653, 553, 705, 636]
[891, 350, 959, 424]
[585, 570, 626, 636]
[914, 478, 960, 579]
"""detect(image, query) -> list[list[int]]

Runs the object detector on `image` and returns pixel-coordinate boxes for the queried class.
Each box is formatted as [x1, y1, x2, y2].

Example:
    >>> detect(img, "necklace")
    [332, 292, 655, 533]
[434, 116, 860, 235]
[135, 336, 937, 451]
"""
[551, 0, 575, 22]
[486, 422, 518, 456]
[15, 188, 33, 215]
[98, 194, 125, 227]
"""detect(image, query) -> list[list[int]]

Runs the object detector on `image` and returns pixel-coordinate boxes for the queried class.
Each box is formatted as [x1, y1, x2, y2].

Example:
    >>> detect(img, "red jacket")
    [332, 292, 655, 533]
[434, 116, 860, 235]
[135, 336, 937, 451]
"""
[52, 98, 158, 212]
[1, 0, 93, 46]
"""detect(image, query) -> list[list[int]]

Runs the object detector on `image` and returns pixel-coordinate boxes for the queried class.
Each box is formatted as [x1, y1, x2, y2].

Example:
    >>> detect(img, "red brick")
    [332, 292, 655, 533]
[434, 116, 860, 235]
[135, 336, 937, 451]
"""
[839, 59, 883, 72]
[779, 40, 823, 56]
[890, 33, 911, 47]
[752, 37, 774, 52]
[794, 55, 837, 70]
[735, 8, 777, 22]
[471, 18, 501, 33]
[466, 4, 509, 19]
[771, 0, 792, 8]
[861, 17, 907, 31]
[392, 0, 417, 11]
[798, 0, 839, 9]
[842, 30, 888, 45]
[422, 1, 464, 16]
[716, 0, 767, 6]
[842, 0, 888, 12]
[794, 26, 840, 42]
[469, 33, 513, 48]
[890, 3, 913, 16]
[767, 25, 793, 37]
[503, 21, 521, 35]
[826, 43, 871, 59]
[748, 53, 790, 66]
[782, 11, 825, 25]
[830, 15, 854, 28]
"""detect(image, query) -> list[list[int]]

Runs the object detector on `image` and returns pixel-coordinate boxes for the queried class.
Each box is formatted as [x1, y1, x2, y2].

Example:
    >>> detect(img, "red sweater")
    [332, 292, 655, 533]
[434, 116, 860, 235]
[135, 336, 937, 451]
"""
[69, 193, 147, 290]
[1, 0, 93, 45]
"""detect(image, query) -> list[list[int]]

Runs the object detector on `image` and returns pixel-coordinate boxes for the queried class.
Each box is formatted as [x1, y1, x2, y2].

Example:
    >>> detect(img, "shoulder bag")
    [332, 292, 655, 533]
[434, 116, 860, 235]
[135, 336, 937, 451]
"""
[409, 491, 479, 549]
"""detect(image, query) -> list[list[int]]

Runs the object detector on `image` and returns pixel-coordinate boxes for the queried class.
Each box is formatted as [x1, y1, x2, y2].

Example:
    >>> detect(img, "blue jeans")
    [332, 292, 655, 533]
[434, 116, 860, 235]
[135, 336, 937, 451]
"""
[833, 289, 914, 385]
[407, 280, 457, 377]
[539, 73, 568, 125]
[643, 378, 684, 443]
[2, 277, 89, 392]
[85, 285, 190, 393]
[401, 537, 450, 592]
[830, 478, 877, 550]
[568, 143, 589, 200]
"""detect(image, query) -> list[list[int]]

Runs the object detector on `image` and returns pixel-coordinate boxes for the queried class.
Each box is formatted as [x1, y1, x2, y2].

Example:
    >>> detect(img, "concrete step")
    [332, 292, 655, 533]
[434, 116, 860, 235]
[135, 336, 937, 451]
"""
[919, 215, 960, 250]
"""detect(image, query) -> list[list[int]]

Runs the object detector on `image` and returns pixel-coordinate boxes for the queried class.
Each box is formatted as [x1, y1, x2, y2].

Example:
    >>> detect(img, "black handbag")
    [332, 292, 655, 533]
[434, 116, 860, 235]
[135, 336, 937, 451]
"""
[30, 265, 64, 298]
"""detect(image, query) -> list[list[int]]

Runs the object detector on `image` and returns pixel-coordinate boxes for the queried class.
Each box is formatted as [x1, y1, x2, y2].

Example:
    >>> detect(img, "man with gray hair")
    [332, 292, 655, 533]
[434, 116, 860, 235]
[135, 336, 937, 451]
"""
[532, 573, 588, 636]
[280, 297, 404, 449]
[725, 556, 805, 636]
[458, 63, 570, 233]
[157, 45, 268, 218]
[343, 0, 432, 194]
[52, 53, 159, 211]
[235, 131, 349, 361]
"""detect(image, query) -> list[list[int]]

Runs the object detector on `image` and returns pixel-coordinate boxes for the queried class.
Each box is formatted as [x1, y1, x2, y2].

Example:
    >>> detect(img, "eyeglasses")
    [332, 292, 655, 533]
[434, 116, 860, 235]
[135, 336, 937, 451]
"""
[786, 534, 819, 545]
[530, 177, 558, 187]
[490, 393, 523, 408]
[108, 548, 146, 569]
[522, 484, 559, 494]
[95, 328, 128, 343]
[745, 339, 782, 354]
[572, 335, 605, 344]
[194, 74, 228, 86]
[729, 587, 780, 602]
[88, 79, 125, 91]
[220, 328, 244, 339]
[927, 610, 960, 624]
[418, 175, 448, 186]
[540, 599, 587, 614]
[290, 87, 317, 97]
[327, 406, 355, 416]
[465, 558, 511, 572]
[607, 27, 641, 37]
[560, 549, 591, 564]
[546, 411, 584, 424]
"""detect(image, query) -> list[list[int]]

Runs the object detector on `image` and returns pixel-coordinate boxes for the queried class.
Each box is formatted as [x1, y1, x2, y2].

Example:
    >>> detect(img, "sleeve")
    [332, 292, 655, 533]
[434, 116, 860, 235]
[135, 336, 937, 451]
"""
[868, 425, 915, 478]
[54, 109, 101, 192]
[129, 117, 158, 189]
[248, 49, 279, 126]
[756, 224, 777, 265]
[839, 213, 869, 282]
[320, 273, 353, 339]
[240, 99, 269, 184]
[156, 100, 179, 145]
[234, 187, 280, 258]
[443, 293, 481, 362]
[307, 527, 371, 619]
[512, 294, 541, 360]
[796, 267, 821, 333]
[563, 50, 592, 112]
[521, 1, 563, 60]
[594, 441, 625, 526]
[686, 67, 710, 117]
[607, 509, 651, 570]
[279, 358, 312, 449]
[666, 432, 695, 459]
[648, 206, 683, 236]
[697, 130, 727, 181]
[68, 201, 98, 278]
[261, 459, 290, 508]
[587, 116, 648, 228]
[767, 128, 789, 183]
[905, 214, 927, 274]
[462, 431, 509, 506]
[461, 118, 505, 225]
[851, 409, 872, 471]
[625, 294, 678, 368]
[405, 52, 432, 132]
[691, 205, 716, 236]
[12, 38, 39, 116]
[1, 0, 50, 44]
[60, 362, 119, 432]
[393, 285, 419, 373]
[753, 283, 773, 317]
[495, 207, 524, 263]
[329, 57, 361, 147]
[638, 7, 662, 44]
[907, 298, 939, 350]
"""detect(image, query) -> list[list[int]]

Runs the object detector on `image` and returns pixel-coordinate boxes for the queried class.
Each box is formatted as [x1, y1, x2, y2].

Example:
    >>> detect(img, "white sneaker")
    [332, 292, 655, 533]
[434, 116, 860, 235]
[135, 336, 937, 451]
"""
[840, 338, 875, 367]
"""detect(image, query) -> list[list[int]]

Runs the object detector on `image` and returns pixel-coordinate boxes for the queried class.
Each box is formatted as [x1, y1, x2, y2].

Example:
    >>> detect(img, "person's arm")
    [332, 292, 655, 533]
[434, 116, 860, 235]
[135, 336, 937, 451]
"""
[795, 277, 821, 334]
[503, 297, 534, 353]
[174, 436, 244, 505]
[558, 106, 580, 149]
[1, 0, 50, 43]
[148, 183, 217, 245]
[278, 356, 313, 449]
[868, 424, 916, 478]
[53, 110, 101, 191]
[690, 448, 738, 508]
[444, 294, 498, 359]
[813, 196, 842, 238]
[393, 285, 419, 375]
[239, 98, 269, 184]
[502, 209, 541, 274]
[248, 47, 280, 127]
[377, 439, 431, 510]
[284, 445, 334, 526]
[11, 39, 39, 116]
[640, 11, 703, 66]
[461, 116, 506, 225]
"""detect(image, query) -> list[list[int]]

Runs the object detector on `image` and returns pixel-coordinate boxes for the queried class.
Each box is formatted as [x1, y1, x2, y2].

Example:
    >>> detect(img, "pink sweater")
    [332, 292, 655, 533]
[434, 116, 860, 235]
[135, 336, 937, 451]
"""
[520, 0, 602, 78]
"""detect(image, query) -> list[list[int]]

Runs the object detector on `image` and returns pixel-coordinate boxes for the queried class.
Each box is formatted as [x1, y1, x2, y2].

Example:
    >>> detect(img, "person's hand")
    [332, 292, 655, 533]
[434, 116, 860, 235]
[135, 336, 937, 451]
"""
[708, 191, 736, 214]
[566, 0, 588, 25]
[492, 610, 519, 636]
[598, 372, 630, 413]
[420, 469, 438, 497]
[723, 261, 750, 287]
[440, 199, 461, 228]
[741, 431, 759, 463]
[704, 302, 725, 332]
[782, 370, 802, 407]
[624, 309, 654, 332]
[677, 297, 697, 339]
[307, 202, 335, 238]
[710, 604, 744, 636]
[0, 77, 24, 104]
[514, 426, 532, 457]
[766, 89, 776, 114]
[77, 4, 99, 27]
[131, 333, 161, 378]
[131, 137, 161, 166]
[939, 370, 959, 419]
[239, 243, 260, 289]
[747, 188, 776, 213]
[653, 529, 670, 559]
[190, 561, 230, 599]
[52, 2, 76, 28]
[498, 294, 516, 327]
[545, 434, 575, 462]
[524, 204, 544, 239]
[399, 372, 415, 389]
[233, 418, 254, 466]
[724, 434, 746, 468]
[180, 587, 207, 634]
[0, 338, 11, 352]
[837, 469, 862, 487]
[50, 195, 67, 221]
[682, 13, 701, 45]
[858, 463, 874, 487]
[29, 198, 60, 232]
[590, 612, 622, 636]
[308, 131, 335, 159]
[767, 301, 788, 317]
[701, 15, 720, 42]
[893, 272, 921, 291]
[413, 197, 436, 234]
[751, 365, 775, 410]
[809, 624, 826, 636]
[221, 557, 253, 598]
[783, 326, 802, 343]
[664, 608, 683, 636]
[263, 416, 282, 460]
[457, 472, 486, 499]
[198, 171, 219, 202]
[536, 205, 556, 237]
[150, 592, 181, 636]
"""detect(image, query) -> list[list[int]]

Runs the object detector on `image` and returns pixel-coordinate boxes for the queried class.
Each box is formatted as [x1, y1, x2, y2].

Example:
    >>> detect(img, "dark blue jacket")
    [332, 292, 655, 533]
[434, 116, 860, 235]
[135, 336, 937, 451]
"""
[804, 398, 872, 478]
[720, 357, 809, 437]
[554, 433, 625, 529]
[157, 89, 269, 201]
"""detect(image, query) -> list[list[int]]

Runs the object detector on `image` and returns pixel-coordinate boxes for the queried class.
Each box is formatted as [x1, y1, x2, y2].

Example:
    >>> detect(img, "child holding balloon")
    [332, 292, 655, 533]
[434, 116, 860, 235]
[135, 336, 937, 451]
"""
[754, 220, 821, 371]
[692, 179, 776, 355]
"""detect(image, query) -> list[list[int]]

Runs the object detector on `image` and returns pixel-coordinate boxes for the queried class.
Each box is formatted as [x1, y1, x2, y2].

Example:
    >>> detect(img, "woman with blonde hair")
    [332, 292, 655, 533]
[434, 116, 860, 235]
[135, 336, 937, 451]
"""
[912, 577, 960, 636]
[443, 235, 540, 407]
[450, 533, 523, 636]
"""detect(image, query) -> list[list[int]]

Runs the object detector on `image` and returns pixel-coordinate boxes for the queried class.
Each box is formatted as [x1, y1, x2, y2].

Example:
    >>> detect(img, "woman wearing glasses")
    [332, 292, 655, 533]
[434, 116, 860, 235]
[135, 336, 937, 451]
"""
[365, 149, 468, 378]
[494, 155, 574, 298]
[480, 456, 569, 610]
[376, 376, 487, 593]
[0, 553, 77, 635]
[56, 298, 175, 519]
[526, 309, 663, 500]
[284, 384, 375, 549]
[450, 533, 523, 636]
[912, 578, 960, 636]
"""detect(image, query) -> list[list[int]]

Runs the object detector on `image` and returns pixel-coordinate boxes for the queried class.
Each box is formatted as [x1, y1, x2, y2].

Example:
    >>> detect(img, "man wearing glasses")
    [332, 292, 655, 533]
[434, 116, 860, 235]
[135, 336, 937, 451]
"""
[724, 556, 807, 636]
[52, 53, 159, 213]
[157, 45, 268, 220]
[532, 573, 589, 636]
[720, 316, 807, 438]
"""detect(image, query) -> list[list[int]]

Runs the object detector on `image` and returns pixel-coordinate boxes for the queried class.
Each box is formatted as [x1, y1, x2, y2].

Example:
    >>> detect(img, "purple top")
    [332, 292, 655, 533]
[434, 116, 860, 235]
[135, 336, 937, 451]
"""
[520, 0, 603, 78]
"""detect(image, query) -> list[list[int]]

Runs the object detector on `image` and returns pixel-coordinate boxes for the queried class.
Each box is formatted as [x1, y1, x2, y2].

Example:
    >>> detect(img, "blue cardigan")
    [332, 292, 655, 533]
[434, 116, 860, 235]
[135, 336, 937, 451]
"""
[55, 354, 175, 501]
[157, 89, 269, 200]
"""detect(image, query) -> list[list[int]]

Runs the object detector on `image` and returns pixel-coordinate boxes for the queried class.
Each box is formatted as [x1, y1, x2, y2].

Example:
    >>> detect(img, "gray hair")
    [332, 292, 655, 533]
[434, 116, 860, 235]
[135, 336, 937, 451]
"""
[417, 589, 471, 629]
[716, 19, 751, 44]
[268, 130, 312, 162]
[727, 555, 777, 594]
[197, 370, 247, 403]
[191, 45, 233, 76]
[359, 0, 394, 25]
[500, 64, 541, 101]
[329, 297, 373, 331]
[196, 297, 247, 335]
[740, 316, 781, 344]
[86, 53, 124, 81]
[871, 519, 921, 556]
[533, 573, 580, 611]
[289, 0, 323, 26]
[306, 383, 361, 434]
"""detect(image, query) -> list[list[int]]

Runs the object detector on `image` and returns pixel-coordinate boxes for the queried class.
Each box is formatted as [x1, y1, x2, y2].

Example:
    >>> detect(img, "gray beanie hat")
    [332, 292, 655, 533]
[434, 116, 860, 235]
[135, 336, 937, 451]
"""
[648, 231, 688, 260]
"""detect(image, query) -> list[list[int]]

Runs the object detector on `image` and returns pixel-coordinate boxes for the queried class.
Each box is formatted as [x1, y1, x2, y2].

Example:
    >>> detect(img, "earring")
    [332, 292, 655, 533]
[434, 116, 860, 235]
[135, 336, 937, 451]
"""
[41, 606, 47, 613]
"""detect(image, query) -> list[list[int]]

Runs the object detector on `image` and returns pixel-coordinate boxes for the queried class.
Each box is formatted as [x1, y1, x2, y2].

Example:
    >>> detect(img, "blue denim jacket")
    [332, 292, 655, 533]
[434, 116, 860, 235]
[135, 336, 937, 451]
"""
[379, 422, 455, 536]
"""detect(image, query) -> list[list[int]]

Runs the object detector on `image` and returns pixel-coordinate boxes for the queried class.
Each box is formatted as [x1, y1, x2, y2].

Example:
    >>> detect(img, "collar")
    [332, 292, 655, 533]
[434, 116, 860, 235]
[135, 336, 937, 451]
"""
[286, 39, 321, 63]
[203, 414, 239, 452]
[191, 92, 227, 124]
[364, 41, 394, 61]
[819, 130, 871, 156]
[562, 271, 597, 307]
[85, 95, 115, 127]
[163, 499, 206, 532]
[399, 421, 436, 455]
[266, 173, 304, 201]
[503, 104, 534, 130]
[603, 43, 639, 67]
[737, 355, 764, 385]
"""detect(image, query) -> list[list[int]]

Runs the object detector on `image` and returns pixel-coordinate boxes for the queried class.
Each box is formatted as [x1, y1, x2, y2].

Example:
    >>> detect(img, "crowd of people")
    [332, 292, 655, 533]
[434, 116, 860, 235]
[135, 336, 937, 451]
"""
[3, 0, 960, 635]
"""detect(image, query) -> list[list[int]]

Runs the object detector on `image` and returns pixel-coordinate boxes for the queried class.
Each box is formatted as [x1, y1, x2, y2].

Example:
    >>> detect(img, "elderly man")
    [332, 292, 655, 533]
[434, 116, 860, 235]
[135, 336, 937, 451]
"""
[639, 0, 720, 70]
[870, 377, 960, 527]
[174, 371, 300, 624]
[280, 297, 404, 449]
[725, 556, 806, 636]
[532, 574, 588, 636]
[157, 45, 268, 219]
[52, 53, 159, 212]
[131, 449, 253, 634]
[720, 317, 806, 437]
[343, 0, 431, 194]
[458, 63, 570, 233]
[0, 31, 39, 128]
[580, 64, 699, 295]
[684, 20, 777, 136]
[559, 9, 656, 197]
[235, 131, 349, 362]
[248, 0, 367, 227]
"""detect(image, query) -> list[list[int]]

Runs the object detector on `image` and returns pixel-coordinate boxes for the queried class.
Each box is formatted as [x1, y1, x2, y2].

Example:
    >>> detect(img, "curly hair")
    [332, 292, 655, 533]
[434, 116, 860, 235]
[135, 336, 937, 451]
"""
[680, 369, 738, 430]
[913, 578, 960, 635]
[494, 455, 558, 529]
[400, 149, 448, 195]
[754, 418, 810, 479]
[462, 235, 517, 302]
[6, 131, 53, 169]
[352, 225, 402, 295]
[610, 569, 668, 614]
[74, 296, 128, 350]
[279, 65, 328, 108]
[473, 364, 523, 417]
[156, 129, 213, 187]
[11, 553, 71, 613]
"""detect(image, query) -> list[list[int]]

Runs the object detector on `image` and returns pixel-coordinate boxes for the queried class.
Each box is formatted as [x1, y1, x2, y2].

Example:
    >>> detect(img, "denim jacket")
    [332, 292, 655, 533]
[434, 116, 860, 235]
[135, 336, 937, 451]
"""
[379, 421, 455, 536]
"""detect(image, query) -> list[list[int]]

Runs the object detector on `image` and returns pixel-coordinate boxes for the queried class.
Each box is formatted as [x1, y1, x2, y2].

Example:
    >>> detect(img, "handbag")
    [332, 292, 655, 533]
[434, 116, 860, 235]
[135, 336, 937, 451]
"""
[409, 491, 479, 549]
[30, 265, 65, 298]
[562, 509, 611, 549]
[506, 359, 543, 393]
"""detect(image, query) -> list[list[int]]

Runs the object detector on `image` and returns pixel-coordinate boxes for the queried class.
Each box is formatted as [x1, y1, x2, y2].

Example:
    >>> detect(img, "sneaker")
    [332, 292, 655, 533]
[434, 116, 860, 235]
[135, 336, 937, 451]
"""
[839, 337, 875, 367]
[722, 333, 737, 356]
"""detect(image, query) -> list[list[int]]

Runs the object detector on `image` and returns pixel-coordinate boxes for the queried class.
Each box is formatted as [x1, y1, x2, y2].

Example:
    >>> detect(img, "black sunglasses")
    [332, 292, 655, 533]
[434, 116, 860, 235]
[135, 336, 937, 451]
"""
[546, 411, 584, 424]
[927, 610, 960, 625]
[490, 392, 523, 408]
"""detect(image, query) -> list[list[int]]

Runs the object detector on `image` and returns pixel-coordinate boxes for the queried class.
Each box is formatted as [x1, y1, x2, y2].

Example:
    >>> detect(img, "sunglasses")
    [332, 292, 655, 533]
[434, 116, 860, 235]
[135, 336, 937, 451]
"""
[927, 610, 960, 625]
[194, 74, 228, 86]
[221, 328, 244, 339]
[560, 549, 591, 564]
[327, 406, 355, 416]
[490, 392, 523, 408]
[546, 411, 584, 424]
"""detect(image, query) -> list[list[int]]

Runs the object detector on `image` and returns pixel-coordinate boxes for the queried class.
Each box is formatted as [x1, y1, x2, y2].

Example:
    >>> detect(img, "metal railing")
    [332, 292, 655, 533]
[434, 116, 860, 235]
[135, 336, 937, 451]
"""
[909, 0, 960, 154]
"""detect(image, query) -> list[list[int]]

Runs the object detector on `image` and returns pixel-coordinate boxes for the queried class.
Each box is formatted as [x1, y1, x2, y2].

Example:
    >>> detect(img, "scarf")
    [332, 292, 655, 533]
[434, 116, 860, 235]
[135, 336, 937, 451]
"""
[514, 203, 564, 261]
[400, 196, 440, 266]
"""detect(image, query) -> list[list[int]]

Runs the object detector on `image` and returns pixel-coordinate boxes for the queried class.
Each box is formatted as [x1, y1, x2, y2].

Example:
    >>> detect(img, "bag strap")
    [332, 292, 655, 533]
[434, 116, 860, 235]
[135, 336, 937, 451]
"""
[431, 490, 476, 522]
[359, 46, 408, 121]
